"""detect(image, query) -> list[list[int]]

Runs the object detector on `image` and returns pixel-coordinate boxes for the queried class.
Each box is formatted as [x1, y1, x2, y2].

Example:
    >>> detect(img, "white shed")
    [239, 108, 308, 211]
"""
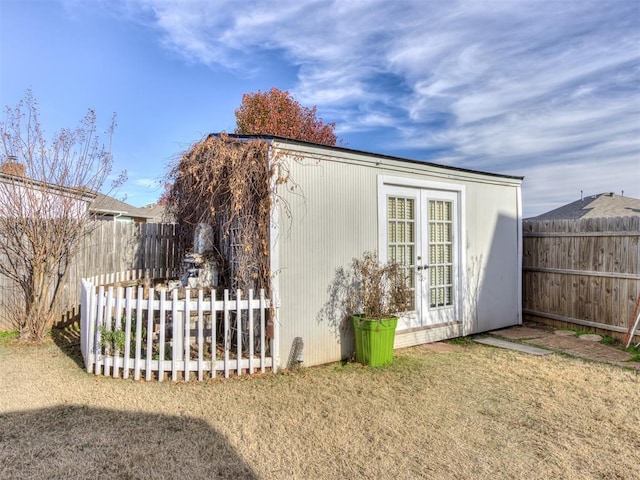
[258, 136, 524, 367]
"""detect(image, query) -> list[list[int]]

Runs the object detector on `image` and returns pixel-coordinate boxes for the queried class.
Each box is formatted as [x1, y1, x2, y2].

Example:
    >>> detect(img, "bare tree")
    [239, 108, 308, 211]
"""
[0, 90, 122, 341]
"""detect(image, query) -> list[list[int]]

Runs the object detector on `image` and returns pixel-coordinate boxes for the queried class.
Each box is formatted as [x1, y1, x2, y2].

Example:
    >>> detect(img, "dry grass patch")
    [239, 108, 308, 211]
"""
[1, 336, 639, 479]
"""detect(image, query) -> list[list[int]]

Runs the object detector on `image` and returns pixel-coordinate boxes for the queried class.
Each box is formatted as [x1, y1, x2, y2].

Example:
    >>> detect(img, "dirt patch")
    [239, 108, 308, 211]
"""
[2, 337, 640, 479]
[489, 326, 548, 340]
[554, 329, 577, 337]
[523, 335, 635, 364]
[420, 342, 464, 353]
[489, 324, 640, 370]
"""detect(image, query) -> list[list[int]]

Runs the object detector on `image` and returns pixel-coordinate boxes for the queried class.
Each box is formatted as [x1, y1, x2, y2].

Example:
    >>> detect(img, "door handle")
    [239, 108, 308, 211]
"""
[416, 265, 430, 271]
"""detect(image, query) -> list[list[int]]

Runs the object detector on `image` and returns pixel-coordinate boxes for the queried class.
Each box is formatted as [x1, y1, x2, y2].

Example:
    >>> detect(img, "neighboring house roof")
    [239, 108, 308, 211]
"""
[528, 193, 640, 220]
[0, 171, 95, 220]
[139, 203, 174, 223]
[1, 168, 169, 222]
[0, 171, 95, 202]
[90, 193, 154, 221]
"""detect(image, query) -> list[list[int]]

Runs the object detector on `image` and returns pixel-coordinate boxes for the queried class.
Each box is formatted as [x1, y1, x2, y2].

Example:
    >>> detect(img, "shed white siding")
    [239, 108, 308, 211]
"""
[269, 140, 522, 367]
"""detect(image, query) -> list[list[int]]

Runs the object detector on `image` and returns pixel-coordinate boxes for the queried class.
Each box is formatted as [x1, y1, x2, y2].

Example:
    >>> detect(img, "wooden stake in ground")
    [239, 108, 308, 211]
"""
[623, 292, 640, 348]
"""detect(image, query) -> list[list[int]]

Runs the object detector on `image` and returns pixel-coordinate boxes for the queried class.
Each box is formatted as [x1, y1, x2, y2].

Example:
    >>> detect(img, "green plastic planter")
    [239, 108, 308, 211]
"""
[352, 315, 398, 366]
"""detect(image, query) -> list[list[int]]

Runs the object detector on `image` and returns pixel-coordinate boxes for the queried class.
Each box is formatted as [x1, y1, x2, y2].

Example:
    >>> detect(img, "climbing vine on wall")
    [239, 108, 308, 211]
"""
[165, 133, 296, 295]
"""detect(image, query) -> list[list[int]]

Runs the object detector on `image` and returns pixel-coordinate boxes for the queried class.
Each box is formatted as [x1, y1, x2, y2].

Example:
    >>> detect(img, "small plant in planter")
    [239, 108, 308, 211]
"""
[345, 251, 412, 366]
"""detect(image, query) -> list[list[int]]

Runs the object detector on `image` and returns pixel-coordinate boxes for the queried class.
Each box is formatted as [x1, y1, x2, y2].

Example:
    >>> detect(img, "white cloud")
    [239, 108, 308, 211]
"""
[119, 0, 639, 216]
[134, 178, 162, 190]
[520, 156, 639, 218]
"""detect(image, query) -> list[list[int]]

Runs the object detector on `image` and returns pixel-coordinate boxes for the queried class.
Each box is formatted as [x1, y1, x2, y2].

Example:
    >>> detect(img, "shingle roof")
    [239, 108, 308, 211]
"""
[0, 171, 95, 201]
[139, 203, 173, 222]
[90, 193, 154, 219]
[529, 193, 640, 220]
[222, 133, 524, 181]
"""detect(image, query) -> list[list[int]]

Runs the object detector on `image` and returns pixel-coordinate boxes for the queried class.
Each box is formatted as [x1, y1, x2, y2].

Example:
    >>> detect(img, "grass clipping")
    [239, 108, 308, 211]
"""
[166, 134, 292, 293]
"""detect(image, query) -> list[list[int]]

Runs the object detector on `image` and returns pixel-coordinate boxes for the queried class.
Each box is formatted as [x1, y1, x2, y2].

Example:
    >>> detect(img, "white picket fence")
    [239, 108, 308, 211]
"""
[80, 272, 279, 381]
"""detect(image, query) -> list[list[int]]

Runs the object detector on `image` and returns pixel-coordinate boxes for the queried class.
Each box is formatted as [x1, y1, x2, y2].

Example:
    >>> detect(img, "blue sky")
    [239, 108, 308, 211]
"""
[1, 0, 638, 217]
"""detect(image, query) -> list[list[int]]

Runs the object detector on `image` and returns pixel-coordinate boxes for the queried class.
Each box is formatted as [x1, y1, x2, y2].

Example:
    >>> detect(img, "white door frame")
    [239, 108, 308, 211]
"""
[378, 175, 466, 330]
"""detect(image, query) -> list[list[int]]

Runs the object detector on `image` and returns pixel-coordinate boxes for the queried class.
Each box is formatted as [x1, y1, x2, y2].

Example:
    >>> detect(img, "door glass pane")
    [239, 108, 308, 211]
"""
[388, 198, 396, 217]
[388, 222, 396, 243]
[387, 196, 416, 309]
[407, 245, 414, 266]
[428, 200, 454, 309]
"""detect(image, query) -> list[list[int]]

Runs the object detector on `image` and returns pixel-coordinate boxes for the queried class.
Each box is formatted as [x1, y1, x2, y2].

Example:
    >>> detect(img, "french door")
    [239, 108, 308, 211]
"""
[384, 186, 459, 329]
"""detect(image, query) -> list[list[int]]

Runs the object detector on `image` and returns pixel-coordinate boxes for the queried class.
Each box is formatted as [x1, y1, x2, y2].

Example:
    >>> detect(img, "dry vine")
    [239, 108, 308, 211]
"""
[166, 134, 296, 295]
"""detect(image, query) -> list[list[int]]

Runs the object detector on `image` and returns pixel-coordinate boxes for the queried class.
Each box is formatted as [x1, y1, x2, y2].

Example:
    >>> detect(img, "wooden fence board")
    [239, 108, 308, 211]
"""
[0, 220, 181, 330]
[523, 216, 640, 337]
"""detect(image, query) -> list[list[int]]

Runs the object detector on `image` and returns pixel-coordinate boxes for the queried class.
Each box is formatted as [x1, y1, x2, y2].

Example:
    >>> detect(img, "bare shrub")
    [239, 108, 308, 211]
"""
[0, 90, 122, 341]
[344, 251, 412, 320]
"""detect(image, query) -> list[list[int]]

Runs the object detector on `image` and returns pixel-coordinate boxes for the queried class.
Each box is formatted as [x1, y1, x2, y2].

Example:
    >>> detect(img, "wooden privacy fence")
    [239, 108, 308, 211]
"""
[523, 216, 640, 337]
[67, 221, 181, 315]
[81, 272, 279, 381]
[78, 221, 181, 279]
[0, 221, 182, 330]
